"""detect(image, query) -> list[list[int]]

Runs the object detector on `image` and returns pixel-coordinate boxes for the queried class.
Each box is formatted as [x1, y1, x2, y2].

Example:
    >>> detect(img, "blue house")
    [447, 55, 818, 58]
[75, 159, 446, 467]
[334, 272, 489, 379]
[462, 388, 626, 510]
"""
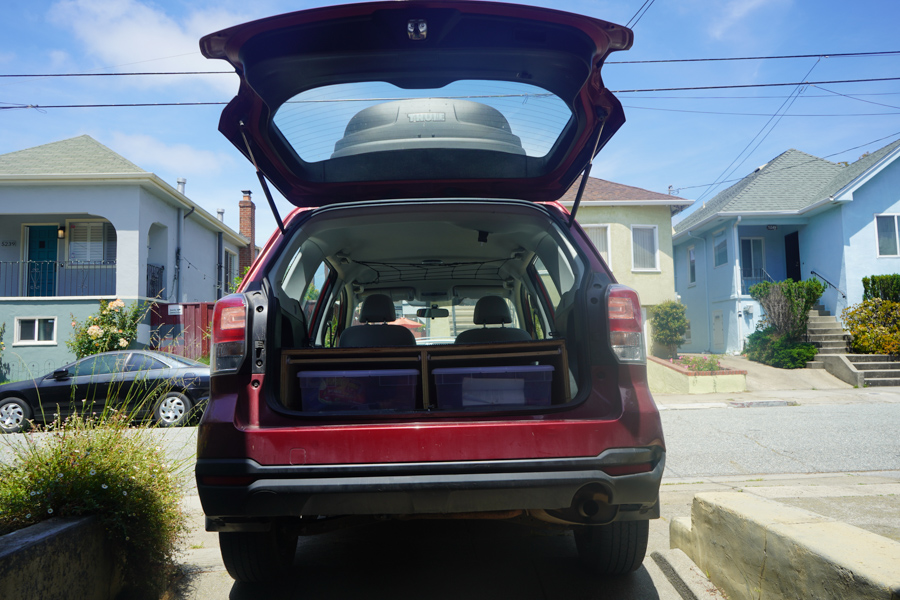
[673, 139, 900, 354]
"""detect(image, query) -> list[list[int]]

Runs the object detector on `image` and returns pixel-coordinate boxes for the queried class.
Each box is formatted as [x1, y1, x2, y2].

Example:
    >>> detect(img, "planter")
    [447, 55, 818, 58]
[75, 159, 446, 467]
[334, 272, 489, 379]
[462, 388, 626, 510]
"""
[0, 516, 123, 600]
[647, 356, 747, 394]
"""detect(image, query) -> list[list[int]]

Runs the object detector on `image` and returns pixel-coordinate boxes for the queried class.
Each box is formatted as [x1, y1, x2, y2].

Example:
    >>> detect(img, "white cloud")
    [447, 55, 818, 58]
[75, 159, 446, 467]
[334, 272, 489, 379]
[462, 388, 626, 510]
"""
[105, 132, 231, 176]
[48, 0, 246, 94]
[708, 0, 783, 40]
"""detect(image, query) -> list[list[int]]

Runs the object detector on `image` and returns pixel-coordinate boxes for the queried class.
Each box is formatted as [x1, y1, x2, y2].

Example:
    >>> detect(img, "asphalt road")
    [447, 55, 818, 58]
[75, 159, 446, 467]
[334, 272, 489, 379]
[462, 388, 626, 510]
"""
[661, 402, 900, 478]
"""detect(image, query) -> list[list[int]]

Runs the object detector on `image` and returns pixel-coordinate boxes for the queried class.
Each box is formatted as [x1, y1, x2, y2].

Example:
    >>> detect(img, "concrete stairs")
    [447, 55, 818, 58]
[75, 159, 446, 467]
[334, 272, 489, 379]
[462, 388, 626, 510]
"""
[806, 306, 900, 386]
[806, 307, 848, 361]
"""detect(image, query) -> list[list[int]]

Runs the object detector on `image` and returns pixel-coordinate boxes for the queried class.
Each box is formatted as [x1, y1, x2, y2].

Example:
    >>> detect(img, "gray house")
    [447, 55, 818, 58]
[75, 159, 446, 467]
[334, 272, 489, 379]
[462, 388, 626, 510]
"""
[673, 139, 900, 354]
[0, 135, 248, 381]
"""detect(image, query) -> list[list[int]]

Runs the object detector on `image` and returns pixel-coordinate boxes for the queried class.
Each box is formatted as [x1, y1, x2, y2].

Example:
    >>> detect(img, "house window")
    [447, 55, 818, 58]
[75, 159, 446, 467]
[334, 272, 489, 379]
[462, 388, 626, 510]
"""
[684, 320, 692, 344]
[225, 250, 238, 292]
[876, 215, 900, 256]
[714, 231, 728, 267]
[740, 238, 765, 277]
[688, 246, 696, 285]
[15, 317, 56, 345]
[69, 222, 117, 263]
[583, 225, 610, 265]
[632, 225, 658, 271]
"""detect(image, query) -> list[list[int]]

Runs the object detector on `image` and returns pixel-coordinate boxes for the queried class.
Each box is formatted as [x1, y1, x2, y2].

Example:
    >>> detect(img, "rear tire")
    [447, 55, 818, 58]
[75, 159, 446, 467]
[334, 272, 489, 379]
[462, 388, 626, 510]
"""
[219, 526, 298, 583]
[154, 392, 192, 427]
[574, 520, 649, 576]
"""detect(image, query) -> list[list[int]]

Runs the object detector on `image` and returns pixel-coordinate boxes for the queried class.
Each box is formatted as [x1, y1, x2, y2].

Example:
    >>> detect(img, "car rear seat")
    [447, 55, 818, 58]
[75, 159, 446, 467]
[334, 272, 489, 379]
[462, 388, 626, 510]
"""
[454, 295, 532, 344]
[338, 293, 417, 347]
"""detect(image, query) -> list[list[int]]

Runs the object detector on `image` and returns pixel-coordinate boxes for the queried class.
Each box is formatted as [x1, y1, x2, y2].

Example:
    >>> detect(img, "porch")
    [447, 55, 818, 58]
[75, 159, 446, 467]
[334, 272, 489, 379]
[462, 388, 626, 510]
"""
[0, 260, 116, 297]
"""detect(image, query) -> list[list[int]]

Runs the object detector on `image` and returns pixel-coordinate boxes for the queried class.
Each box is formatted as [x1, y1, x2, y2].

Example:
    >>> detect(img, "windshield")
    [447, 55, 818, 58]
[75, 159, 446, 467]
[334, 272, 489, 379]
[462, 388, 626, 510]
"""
[273, 80, 571, 163]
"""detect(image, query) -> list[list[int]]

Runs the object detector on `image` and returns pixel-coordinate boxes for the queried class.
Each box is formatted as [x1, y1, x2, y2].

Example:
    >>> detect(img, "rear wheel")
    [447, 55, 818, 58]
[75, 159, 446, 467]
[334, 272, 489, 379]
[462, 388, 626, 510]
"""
[0, 397, 31, 434]
[219, 526, 298, 583]
[574, 520, 649, 576]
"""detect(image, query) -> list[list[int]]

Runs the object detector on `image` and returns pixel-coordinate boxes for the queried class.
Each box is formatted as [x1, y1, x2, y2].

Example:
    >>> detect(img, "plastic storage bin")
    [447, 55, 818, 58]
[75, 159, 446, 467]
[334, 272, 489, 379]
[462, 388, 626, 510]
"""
[433, 365, 554, 409]
[298, 369, 419, 412]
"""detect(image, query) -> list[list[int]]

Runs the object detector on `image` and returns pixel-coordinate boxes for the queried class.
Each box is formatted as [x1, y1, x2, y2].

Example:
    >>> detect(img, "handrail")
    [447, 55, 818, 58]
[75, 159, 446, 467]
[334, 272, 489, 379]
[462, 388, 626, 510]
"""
[810, 270, 846, 299]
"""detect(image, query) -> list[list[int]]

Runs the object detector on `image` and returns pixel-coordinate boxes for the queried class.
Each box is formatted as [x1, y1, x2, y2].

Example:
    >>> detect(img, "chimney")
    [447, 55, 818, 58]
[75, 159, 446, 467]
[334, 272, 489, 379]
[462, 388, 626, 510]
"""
[216, 208, 225, 222]
[238, 190, 256, 272]
[177, 178, 186, 194]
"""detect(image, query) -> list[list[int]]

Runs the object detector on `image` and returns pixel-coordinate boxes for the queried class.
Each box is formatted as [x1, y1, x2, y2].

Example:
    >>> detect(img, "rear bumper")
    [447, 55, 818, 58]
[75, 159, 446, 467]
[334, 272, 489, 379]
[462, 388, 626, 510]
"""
[196, 446, 664, 526]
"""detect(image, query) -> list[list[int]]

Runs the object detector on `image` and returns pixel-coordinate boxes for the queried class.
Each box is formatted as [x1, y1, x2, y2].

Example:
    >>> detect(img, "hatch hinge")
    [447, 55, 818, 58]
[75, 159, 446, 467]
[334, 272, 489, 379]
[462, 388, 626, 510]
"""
[568, 109, 608, 228]
[239, 121, 286, 236]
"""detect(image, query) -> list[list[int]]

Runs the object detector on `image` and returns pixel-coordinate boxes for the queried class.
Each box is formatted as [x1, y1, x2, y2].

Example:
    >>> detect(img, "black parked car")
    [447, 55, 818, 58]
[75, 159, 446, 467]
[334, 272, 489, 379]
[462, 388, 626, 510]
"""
[0, 350, 210, 433]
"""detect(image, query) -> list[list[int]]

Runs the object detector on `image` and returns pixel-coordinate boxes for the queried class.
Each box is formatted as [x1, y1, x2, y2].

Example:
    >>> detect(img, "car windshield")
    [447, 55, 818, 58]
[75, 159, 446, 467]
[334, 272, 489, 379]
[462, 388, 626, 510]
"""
[273, 80, 571, 163]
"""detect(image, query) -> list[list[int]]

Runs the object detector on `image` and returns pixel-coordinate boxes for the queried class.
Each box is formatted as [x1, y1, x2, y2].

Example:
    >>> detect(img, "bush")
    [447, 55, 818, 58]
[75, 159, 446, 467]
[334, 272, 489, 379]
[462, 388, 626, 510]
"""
[862, 275, 900, 303]
[680, 354, 722, 372]
[745, 327, 819, 369]
[0, 412, 187, 597]
[650, 300, 689, 358]
[749, 278, 826, 341]
[67, 299, 149, 359]
[841, 298, 900, 354]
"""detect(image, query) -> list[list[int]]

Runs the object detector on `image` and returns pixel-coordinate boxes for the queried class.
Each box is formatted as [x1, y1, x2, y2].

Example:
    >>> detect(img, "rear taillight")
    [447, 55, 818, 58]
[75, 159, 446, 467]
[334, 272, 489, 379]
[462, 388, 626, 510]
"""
[607, 285, 644, 364]
[211, 294, 247, 374]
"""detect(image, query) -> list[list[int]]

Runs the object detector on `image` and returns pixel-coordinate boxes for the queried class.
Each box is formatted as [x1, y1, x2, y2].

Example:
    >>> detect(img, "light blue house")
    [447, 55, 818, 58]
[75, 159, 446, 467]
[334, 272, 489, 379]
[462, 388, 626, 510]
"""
[673, 139, 900, 354]
[0, 136, 249, 381]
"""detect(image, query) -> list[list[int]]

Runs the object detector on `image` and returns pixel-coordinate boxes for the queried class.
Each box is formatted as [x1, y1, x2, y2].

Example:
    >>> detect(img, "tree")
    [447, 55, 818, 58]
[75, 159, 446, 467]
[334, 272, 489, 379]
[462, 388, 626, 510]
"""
[650, 301, 689, 359]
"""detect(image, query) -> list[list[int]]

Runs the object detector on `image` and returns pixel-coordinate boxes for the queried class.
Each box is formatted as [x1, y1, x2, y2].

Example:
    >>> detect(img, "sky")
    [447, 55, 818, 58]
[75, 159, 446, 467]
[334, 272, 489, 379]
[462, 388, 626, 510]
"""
[2, 0, 900, 242]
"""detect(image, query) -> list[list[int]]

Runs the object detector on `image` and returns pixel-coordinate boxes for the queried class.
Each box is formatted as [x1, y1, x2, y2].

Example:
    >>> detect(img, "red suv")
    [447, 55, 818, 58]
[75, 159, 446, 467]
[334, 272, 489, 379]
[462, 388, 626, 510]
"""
[196, 1, 665, 583]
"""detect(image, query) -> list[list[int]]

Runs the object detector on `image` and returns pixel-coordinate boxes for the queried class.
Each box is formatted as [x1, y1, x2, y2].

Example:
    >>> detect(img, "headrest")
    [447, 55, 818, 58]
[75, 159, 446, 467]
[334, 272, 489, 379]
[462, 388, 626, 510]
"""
[359, 294, 397, 323]
[473, 295, 512, 325]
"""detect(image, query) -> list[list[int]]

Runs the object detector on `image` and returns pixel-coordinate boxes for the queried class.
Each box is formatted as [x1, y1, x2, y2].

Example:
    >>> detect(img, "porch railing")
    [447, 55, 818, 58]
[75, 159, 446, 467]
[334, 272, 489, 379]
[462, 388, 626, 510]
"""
[0, 260, 116, 297]
[741, 267, 774, 295]
[147, 264, 165, 300]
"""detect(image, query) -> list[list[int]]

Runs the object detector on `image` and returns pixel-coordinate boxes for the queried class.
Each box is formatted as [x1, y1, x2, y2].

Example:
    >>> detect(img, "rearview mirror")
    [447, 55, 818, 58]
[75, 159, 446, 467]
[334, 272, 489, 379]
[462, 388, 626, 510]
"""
[52, 369, 70, 380]
[416, 307, 449, 319]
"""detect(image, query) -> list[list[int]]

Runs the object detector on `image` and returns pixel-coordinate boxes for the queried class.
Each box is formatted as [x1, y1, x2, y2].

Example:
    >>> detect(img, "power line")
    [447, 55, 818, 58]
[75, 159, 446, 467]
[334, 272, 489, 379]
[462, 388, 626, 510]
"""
[694, 59, 821, 203]
[2, 50, 899, 79]
[608, 50, 900, 64]
[626, 0, 656, 28]
[623, 105, 900, 117]
[670, 130, 900, 195]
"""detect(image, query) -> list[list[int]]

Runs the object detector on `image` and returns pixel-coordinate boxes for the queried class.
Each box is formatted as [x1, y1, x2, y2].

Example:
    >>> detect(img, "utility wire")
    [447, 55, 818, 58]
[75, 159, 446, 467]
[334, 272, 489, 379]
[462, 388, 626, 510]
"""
[3, 50, 899, 78]
[626, 0, 656, 28]
[623, 105, 900, 116]
[694, 59, 820, 203]
[5, 77, 900, 111]
[670, 130, 900, 195]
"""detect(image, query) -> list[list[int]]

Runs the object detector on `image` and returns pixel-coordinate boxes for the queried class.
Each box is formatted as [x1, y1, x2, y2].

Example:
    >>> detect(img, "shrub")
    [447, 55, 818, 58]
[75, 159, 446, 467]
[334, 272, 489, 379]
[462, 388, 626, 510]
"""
[0, 412, 187, 597]
[650, 300, 689, 358]
[680, 354, 722, 372]
[745, 327, 818, 369]
[749, 278, 826, 341]
[862, 275, 900, 303]
[841, 298, 900, 354]
[67, 299, 149, 359]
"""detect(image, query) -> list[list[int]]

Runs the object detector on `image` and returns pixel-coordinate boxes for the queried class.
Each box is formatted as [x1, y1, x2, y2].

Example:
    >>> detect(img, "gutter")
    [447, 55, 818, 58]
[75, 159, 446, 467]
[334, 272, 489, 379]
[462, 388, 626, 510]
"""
[732, 216, 743, 354]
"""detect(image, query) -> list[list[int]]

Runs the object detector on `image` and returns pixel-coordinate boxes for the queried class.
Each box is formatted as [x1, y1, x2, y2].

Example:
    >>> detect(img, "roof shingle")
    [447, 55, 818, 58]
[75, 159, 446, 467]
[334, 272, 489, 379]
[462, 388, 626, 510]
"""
[0, 135, 145, 176]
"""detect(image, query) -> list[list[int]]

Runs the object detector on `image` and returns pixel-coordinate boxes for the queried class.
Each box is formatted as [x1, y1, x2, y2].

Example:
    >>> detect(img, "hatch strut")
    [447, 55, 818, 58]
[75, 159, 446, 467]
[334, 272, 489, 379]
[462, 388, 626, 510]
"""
[568, 109, 608, 228]
[239, 122, 285, 236]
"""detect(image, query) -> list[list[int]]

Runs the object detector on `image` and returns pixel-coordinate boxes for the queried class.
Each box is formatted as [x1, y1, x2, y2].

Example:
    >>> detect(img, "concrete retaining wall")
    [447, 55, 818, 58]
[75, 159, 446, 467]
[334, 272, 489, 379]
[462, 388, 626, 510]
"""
[0, 516, 123, 600]
[647, 356, 747, 394]
[671, 492, 900, 600]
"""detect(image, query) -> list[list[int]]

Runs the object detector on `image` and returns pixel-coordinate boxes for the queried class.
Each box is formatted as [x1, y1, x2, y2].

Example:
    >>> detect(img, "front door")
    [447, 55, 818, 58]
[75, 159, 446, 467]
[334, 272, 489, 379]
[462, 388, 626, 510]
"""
[785, 232, 801, 281]
[27, 226, 58, 296]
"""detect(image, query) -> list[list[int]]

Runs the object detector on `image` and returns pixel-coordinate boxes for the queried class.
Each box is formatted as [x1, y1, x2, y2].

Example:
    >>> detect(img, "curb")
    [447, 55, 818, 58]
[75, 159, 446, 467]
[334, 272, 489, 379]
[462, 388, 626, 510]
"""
[670, 492, 900, 600]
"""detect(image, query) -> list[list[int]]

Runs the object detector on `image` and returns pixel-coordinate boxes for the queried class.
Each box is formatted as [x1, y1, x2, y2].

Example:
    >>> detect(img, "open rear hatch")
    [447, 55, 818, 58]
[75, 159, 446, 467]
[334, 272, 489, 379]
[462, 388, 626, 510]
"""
[201, 0, 632, 207]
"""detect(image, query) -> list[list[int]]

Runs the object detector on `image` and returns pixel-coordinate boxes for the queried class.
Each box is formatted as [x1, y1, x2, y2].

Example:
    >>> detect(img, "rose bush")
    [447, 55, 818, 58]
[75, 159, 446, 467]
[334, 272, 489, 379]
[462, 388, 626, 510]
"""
[67, 299, 149, 359]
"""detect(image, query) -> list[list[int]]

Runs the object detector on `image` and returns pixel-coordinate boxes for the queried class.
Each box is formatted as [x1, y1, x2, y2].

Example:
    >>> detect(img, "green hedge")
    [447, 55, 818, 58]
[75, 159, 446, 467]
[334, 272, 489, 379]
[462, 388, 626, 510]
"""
[862, 275, 900, 302]
[745, 327, 819, 369]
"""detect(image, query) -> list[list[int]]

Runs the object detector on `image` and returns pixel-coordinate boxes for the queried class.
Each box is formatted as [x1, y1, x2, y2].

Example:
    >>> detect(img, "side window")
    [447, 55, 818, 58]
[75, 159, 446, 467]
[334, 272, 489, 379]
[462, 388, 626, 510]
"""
[302, 262, 330, 323]
[125, 353, 167, 372]
[533, 256, 562, 308]
[71, 355, 125, 377]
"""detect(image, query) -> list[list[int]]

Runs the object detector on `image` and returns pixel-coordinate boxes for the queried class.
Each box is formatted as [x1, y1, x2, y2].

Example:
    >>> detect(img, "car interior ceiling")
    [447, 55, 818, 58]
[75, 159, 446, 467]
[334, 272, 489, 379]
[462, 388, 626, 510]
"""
[268, 202, 578, 350]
